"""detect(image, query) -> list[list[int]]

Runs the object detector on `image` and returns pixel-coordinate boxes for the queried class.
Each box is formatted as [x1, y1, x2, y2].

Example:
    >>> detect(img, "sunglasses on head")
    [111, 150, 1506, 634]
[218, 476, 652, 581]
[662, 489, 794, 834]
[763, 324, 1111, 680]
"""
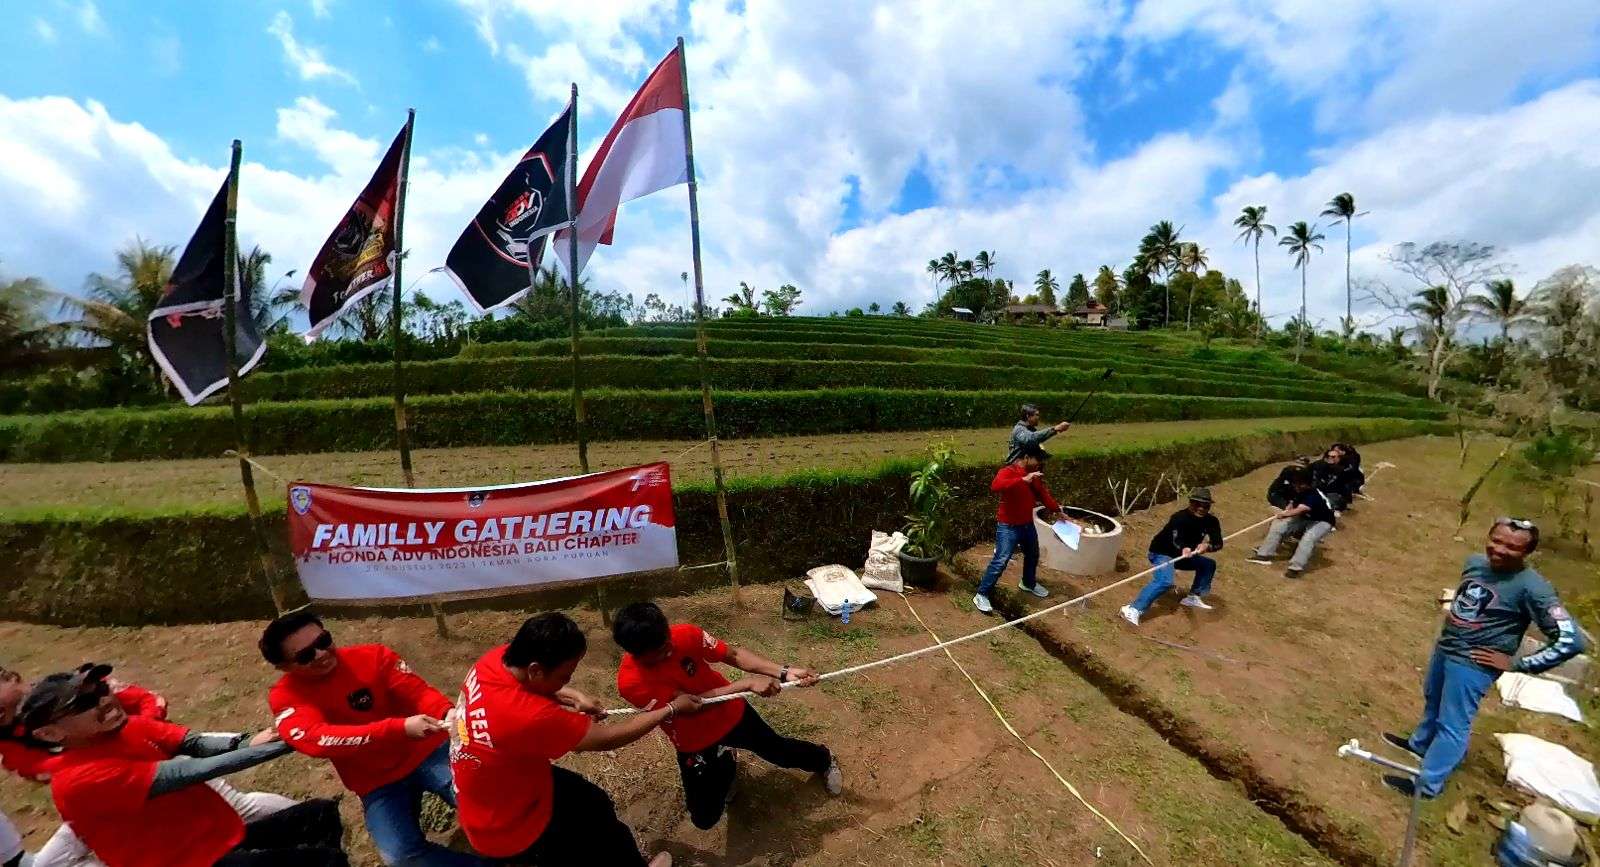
[1497, 516, 1537, 532]
[292, 631, 335, 666]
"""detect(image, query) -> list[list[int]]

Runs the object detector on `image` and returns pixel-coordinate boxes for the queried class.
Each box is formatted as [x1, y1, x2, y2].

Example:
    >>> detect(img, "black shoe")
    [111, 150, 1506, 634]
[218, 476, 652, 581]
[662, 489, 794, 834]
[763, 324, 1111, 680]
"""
[1382, 732, 1422, 759]
[1284, 567, 1303, 579]
[1382, 774, 1428, 798]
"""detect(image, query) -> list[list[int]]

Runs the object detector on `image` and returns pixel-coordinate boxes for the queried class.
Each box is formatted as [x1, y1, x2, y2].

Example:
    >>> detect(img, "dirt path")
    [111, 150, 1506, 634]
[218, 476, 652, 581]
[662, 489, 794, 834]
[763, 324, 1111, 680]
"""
[0, 416, 1356, 516]
[958, 434, 1600, 866]
[0, 589, 1331, 866]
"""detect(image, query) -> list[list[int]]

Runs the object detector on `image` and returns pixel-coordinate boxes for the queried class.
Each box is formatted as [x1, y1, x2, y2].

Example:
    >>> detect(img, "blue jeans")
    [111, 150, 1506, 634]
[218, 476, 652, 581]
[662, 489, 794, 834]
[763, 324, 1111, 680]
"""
[1407, 650, 1498, 797]
[1131, 553, 1216, 613]
[359, 742, 483, 866]
[977, 522, 1039, 596]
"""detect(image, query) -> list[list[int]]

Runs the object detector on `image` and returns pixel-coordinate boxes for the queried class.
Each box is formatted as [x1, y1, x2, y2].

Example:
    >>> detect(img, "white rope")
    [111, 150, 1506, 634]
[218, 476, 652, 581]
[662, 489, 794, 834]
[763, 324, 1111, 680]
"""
[603, 511, 1281, 715]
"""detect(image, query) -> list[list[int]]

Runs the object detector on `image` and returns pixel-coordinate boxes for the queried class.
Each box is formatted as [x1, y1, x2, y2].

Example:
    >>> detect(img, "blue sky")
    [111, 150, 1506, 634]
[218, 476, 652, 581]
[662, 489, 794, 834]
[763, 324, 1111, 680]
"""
[3, 1, 1600, 329]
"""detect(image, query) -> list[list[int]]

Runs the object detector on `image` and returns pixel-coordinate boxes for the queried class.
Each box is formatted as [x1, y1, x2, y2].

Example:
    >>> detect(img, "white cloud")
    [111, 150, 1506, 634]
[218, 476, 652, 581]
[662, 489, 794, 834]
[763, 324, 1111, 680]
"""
[73, 0, 105, 36]
[309, 0, 333, 19]
[33, 18, 57, 43]
[421, 36, 443, 54]
[267, 11, 359, 87]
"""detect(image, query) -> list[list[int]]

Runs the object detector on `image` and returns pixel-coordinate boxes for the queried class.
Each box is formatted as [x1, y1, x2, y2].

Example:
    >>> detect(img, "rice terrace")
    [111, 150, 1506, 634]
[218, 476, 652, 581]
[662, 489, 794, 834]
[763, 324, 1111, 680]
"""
[3, 5, 1600, 867]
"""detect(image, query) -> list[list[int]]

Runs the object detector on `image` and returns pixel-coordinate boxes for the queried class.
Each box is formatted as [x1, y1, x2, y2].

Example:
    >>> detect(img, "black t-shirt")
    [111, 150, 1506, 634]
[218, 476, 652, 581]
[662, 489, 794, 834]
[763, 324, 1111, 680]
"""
[1288, 487, 1337, 525]
[1148, 509, 1224, 557]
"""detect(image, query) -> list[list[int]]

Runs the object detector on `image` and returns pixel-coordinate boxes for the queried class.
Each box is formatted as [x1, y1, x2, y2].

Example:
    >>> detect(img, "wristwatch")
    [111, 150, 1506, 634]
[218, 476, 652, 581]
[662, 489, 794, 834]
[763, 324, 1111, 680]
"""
[777, 665, 791, 684]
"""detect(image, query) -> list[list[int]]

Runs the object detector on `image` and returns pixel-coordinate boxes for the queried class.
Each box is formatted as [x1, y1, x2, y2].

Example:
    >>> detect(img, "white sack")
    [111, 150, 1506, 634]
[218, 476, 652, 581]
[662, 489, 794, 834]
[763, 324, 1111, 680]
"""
[1497, 673, 1585, 723]
[804, 564, 878, 615]
[861, 531, 908, 592]
[1494, 733, 1600, 816]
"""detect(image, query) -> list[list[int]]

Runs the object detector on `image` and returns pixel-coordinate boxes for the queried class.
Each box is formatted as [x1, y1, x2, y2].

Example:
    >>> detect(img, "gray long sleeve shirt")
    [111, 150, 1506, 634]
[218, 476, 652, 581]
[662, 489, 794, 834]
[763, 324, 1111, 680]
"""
[148, 734, 291, 796]
[1004, 421, 1057, 464]
[1437, 554, 1587, 675]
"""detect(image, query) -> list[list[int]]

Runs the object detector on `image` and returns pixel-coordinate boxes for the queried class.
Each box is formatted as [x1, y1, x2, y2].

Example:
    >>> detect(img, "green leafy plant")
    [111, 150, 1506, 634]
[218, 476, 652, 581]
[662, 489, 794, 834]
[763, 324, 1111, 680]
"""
[903, 442, 956, 559]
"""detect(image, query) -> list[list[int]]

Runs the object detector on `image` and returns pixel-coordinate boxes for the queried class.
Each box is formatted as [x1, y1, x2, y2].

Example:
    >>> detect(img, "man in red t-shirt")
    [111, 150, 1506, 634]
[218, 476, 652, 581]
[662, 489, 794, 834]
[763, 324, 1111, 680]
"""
[974, 449, 1063, 614]
[612, 602, 841, 830]
[21, 665, 346, 867]
[0, 662, 298, 867]
[451, 612, 698, 867]
[259, 610, 478, 867]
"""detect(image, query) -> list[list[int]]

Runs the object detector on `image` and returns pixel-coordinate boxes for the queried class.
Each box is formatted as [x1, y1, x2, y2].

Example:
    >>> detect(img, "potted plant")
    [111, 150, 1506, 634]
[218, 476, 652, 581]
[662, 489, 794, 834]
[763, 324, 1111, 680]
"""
[899, 443, 955, 589]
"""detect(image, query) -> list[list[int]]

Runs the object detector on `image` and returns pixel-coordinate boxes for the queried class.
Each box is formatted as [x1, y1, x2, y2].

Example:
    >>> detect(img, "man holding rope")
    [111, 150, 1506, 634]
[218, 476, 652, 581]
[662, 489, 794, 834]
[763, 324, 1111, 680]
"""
[1247, 466, 1336, 578]
[975, 448, 1063, 614]
[1120, 487, 1222, 627]
[612, 602, 841, 830]
[450, 613, 698, 867]
[1382, 518, 1587, 799]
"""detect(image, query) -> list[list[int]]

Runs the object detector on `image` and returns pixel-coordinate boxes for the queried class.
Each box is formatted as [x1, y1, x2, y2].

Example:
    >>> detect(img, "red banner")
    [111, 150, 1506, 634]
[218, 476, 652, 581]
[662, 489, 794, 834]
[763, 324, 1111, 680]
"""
[286, 463, 677, 603]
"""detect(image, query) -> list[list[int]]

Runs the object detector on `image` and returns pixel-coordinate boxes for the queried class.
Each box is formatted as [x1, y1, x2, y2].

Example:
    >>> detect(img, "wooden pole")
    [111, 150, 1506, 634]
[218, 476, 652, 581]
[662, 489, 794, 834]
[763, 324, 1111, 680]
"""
[392, 109, 417, 488]
[566, 83, 591, 476]
[221, 140, 287, 615]
[677, 37, 741, 600]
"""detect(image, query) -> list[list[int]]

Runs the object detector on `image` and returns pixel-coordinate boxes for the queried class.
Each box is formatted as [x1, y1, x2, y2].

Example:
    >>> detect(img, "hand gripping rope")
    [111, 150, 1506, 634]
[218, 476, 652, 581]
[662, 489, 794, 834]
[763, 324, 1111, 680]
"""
[603, 512, 1280, 716]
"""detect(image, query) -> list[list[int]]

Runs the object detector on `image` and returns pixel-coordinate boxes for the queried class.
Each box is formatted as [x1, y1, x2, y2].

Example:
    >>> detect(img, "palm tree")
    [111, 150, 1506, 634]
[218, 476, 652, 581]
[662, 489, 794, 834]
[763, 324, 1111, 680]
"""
[936, 251, 960, 285]
[1320, 193, 1360, 334]
[1233, 205, 1276, 339]
[1034, 269, 1060, 307]
[238, 246, 300, 334]
[1464, 278, 1528, 383]
[1140, 220, 1182, 325]
[974, 250, 997, 278]
[956, 259, 976, 282]
[925, 258, 942, 300]
[721, 281, 758, 315]
[891, 301, 911, 317]
[1278, 221, 1325, 363]
[1176, 242, 1210, 329]
[1092, 265, 1120, 311]
[0, 270, 61, 369]
[62, 238, 177, 384]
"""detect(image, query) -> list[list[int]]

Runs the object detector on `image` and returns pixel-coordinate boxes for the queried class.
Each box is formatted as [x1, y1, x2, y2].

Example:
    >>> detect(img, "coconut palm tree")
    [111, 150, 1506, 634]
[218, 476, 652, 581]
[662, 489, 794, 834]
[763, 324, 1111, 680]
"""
[1233, 205, 1276, 339]
[238, 246, 300, 334]
[1278, 221, 1325, 363]
[891, 301, 911, 317]
[1175, 242, 1210, 329]
[1034, 269, 1060, 307]
[61, 238, 177, 384]
[925, 258, 943, 303]
[957, 259, 977, 282]
[0, 270, 61, 369]
[1464, 278, 1529, 346]
[1320, 193, 1360, 334]
[1140, 220, 1182, 325]
[936, 251, 960, 285]
[974, 250, 997, 278]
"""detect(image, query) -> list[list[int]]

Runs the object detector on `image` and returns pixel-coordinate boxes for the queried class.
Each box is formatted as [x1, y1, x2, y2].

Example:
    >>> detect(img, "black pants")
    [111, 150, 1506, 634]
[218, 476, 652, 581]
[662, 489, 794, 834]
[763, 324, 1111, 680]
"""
[679, 708, 831, 830]
[496, 767, 645, 866]
[213, 798, 348, 866]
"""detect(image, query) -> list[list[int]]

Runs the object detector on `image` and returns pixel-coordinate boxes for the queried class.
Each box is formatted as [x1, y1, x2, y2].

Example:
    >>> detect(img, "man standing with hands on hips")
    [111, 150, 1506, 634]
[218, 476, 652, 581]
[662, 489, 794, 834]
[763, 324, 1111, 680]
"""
[1383, 518, 1587, 799]
[261, 610, 480, 866]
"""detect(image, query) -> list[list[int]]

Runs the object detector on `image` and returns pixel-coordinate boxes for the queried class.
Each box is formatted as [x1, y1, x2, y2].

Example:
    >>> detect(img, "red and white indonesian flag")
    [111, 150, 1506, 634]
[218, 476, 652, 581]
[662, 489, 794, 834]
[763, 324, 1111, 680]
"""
[286, 463, 678, 603]
[552, 45, 688, 277]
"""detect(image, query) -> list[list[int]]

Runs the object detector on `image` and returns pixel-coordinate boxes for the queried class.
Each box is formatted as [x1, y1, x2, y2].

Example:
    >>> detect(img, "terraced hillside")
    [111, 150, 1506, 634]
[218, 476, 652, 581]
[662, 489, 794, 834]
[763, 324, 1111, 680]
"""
[0, 316, 1441, 463]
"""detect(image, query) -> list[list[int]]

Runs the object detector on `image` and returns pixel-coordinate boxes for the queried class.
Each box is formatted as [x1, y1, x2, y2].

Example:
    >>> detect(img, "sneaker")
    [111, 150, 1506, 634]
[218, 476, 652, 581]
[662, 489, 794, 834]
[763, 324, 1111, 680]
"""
[1381, 775, 1431, 799]
[1019, 581, 1049, 598]
[1382, 732, 1422, 759]
[823, 759, 843, 796]
[649, 855, 673, 867]
[1284, 567, 1303, 579]
[1179, 594, 1214, 610]
[1246, 554, 1275, 565]
[1119, 605, 1141, 626]
[972, 593, 993, 614]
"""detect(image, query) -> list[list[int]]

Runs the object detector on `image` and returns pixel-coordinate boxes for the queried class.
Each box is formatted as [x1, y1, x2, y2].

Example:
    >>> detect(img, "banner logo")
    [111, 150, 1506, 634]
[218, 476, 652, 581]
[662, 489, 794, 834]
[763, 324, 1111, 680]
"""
[290, 486, 313, 515]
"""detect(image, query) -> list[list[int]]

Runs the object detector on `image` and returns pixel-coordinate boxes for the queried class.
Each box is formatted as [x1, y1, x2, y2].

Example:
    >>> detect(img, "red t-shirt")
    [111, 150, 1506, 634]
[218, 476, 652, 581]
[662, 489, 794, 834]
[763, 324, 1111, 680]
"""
[992, 463, 1060, 525]
[450, 646, 592, 858]
[51, 716, 243, 867]
[269, 643, 452, 796]
[616, 624, 744, 753]
[1, 679, 168, 783]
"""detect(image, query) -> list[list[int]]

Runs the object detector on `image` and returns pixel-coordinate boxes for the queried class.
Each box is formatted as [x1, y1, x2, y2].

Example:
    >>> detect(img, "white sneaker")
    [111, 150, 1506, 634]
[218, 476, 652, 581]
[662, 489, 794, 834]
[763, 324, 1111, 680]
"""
[823, 759, 843, 795]
[1119, 605, 1141, 626]
[1180, 595, 1214, 610]
[1019, 581, 1049, 598]
[972, 593, 993, 614]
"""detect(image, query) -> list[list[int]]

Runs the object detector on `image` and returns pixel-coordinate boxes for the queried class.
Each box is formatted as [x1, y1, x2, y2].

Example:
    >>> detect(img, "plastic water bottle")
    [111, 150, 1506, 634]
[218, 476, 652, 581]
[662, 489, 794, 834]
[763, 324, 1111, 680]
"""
[840, 602, 856, 624]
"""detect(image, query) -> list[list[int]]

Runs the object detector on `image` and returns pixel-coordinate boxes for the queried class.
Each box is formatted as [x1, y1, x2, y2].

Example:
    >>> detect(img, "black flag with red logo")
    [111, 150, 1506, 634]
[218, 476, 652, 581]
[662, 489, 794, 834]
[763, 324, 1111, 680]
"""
[301, 120, 408, 340]
[444, 99, 574, 313]
[146, 173, 266, 405]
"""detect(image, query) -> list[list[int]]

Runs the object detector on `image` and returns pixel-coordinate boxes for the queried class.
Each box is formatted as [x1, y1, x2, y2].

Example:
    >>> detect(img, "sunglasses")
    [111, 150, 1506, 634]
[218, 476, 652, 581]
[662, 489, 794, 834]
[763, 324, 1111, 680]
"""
[292, 631, 335, 666]
[1496, 517, 1538, 532]
[62, 681, 111, 716]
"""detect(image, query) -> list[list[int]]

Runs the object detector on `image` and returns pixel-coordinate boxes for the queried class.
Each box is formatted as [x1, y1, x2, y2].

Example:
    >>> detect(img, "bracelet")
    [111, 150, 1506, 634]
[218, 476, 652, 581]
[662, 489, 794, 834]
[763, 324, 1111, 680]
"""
[777, 665, 791, 684]
[664, 703, 676, 720]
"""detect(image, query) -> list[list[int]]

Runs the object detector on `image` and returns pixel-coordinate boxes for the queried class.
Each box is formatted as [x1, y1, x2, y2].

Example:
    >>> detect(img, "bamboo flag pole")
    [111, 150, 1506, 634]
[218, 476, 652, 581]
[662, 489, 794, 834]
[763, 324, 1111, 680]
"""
[220, 139, 287, 615]
[566, 83, 591, 476]
[389, 110, 448, 637]
[677, 36, 741, 600]
[391, 109, 417, 488]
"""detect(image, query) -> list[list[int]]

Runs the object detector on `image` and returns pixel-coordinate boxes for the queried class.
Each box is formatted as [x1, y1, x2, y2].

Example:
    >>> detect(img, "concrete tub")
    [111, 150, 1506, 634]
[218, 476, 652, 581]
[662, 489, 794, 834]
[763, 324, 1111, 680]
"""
[1034, 506, 1124, 576]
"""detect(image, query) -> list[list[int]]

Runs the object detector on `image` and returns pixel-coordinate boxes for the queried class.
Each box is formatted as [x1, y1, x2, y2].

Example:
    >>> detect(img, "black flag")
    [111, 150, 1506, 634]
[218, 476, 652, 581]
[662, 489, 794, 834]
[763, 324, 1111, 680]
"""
[147, 174, 265, 405]
[301, 121, 408, 339]
[445, 99, 574, 313]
